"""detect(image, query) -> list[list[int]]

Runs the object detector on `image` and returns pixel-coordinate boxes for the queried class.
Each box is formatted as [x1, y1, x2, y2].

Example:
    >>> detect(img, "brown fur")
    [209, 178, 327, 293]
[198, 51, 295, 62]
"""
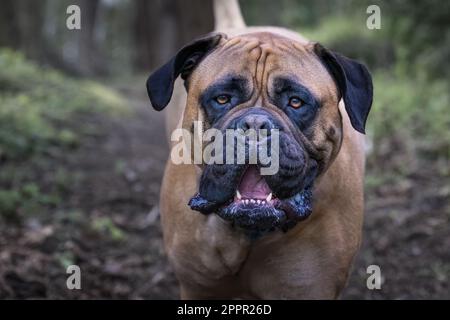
[160, 29, 366, 299]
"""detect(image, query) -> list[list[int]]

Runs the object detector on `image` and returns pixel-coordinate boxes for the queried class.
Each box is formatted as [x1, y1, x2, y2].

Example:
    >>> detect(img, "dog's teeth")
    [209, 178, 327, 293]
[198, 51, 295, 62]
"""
[236, 190, 242, 200]
[262, 200, 265, 204]
[244, 199, 249, 204]
[266, 193, 272, 202]
[256, 200, 261, 205]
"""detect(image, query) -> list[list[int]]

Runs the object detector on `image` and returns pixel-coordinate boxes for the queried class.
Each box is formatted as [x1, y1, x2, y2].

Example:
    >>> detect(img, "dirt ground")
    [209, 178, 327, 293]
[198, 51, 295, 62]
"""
[0, 85, 448, 299]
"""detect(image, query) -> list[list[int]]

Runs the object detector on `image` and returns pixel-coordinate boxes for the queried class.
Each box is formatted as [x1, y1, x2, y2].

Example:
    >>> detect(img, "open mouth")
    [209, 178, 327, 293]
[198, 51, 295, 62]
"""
[189, 164, 314, 237]
[234, 165, 278, 206]
[187, 111, 319, 237]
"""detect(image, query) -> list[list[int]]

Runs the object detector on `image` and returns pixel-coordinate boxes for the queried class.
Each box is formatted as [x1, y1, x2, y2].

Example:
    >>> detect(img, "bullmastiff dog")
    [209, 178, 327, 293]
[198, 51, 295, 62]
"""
[146, 1, 373, 299]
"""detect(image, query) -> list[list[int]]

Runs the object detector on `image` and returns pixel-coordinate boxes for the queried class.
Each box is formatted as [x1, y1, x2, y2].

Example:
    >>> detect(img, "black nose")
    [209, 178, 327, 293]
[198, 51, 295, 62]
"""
[237, 114, 275, 131]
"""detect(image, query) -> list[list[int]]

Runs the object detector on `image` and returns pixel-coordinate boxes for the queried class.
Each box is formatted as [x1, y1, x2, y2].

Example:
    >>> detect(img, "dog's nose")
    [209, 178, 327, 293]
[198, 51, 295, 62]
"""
[237, 114, 274, 132]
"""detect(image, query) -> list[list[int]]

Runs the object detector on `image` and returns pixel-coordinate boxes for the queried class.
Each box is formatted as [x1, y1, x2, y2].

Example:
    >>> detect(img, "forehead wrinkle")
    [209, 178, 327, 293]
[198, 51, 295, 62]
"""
[273, 38, 298, 55]
[221, 36, 268, 100]
[192, 38, 258, 84]
[218, 37, 264, 98]
[219, 36, 260, 56]
[242, 39, 261, 51]
[250, 43, 273, 102]
[222, 37, 242, 50]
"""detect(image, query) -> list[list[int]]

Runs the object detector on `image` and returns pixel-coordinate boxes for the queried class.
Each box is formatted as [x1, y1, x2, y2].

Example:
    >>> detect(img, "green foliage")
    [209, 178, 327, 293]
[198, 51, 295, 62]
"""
[0, 48, 128, 218]
[91, 217, 126, 241]
[382, 0, 450, 80]
[301, 16, 395, 70]
[369, 73, 450, 158]
[57, 251, 76, 269]
[0, 48, 126, 160]
[0, 183, 59, 218]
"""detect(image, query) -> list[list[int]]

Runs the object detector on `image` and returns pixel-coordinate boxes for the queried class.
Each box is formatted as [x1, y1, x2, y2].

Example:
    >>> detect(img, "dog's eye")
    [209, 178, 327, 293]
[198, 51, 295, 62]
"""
[288, 96, 303, 109]
[215, 95, 230, 105]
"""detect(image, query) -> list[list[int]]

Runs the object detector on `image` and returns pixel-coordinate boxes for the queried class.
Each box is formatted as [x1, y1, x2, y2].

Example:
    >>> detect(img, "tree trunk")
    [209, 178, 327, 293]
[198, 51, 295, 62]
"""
[0, 0, 46, 61]
[133, 0, 214, 71]
[0, 0, 22, 49]
[77, 0, 107, 75]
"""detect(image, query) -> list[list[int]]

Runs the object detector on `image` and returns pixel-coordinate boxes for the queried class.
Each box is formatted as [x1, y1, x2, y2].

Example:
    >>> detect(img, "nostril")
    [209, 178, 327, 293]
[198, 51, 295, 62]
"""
[260, 121, 273, 131]
[242, 121, 251, 131]
[238, 115, 274, 132]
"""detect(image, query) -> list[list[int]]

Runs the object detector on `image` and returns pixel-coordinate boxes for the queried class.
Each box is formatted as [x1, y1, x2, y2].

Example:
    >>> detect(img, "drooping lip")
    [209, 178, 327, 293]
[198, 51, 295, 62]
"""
[215, 185, 313, 236]
[188, 164, 278, 214]
[189, 164, 314, 234]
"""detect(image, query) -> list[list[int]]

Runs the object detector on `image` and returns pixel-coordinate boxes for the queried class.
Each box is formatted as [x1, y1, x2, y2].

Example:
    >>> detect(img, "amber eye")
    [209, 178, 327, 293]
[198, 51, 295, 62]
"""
[288, 96, 303, 109]
[215, 95, 230, 105]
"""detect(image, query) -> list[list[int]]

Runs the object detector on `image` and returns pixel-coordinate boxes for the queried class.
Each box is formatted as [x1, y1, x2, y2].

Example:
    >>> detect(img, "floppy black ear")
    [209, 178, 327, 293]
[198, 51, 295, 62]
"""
[314, 43, 373, 134]
[146, 33, 224, 111]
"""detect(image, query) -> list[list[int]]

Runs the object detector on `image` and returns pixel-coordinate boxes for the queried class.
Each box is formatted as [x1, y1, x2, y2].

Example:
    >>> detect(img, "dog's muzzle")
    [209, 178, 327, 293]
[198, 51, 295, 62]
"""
[188, 109, 318, 238]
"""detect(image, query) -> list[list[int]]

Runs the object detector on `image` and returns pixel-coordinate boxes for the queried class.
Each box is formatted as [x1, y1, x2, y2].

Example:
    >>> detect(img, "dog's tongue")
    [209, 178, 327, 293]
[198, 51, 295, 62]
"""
[238, 166, 271, 199]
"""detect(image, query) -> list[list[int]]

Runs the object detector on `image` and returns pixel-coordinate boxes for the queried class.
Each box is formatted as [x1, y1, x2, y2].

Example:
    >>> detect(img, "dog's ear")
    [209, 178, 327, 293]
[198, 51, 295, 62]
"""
[314, 43, 373, 134]
[146, 33, 224, 111]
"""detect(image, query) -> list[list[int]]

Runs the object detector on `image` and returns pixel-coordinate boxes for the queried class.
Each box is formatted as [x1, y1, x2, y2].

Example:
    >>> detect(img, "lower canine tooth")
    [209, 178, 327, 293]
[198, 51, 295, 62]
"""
[236, 190, 242, 200]
[266, 193, 272, 202]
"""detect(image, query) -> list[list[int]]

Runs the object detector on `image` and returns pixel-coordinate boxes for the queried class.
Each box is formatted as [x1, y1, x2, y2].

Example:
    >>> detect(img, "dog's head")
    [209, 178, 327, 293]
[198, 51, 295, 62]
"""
[146, 32, 372, 237]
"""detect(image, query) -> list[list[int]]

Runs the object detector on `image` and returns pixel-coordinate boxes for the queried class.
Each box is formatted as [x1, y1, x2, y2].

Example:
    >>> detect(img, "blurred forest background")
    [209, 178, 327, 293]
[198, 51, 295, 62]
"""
[0, 0, 448, 299]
